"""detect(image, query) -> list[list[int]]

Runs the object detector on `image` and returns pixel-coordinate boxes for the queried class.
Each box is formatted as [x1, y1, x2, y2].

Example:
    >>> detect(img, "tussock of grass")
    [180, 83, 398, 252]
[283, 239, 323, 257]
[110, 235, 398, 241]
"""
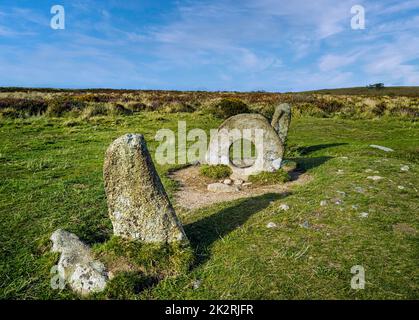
[281, 160, 298, 172]
[199, 164, 232, 179]
[94, 236, 193, 276]
[248, 169, 290, 185]
[91, 236, 193, 299]
[204, 98, 250, 119]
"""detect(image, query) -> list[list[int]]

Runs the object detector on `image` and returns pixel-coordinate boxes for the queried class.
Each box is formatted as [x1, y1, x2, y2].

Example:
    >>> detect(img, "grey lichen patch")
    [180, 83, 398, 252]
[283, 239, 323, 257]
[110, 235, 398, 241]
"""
[103, 134, 187, 243]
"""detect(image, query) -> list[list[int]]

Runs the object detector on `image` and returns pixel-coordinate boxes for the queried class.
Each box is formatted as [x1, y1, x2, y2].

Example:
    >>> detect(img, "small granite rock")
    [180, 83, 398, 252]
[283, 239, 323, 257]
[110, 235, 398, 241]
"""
[207, 183, 238, 193]
[279, 204, 290, 211]
[300, 221, 310, 229]
[367, 175, 383, 181]
[266, 222, 277, 229]
[234, 179, 244, 185]
[223, 179, 232, 185]
[320, 200, 327, 206]
[400, 165, 410, 172]
[369, 145, 394, 152]
[359, 212, 369, 218]
[354, 187, 365, 193]
[50, 229, 108, 296]
[398, 185, 405, 190]
[192, 279, 202, 290]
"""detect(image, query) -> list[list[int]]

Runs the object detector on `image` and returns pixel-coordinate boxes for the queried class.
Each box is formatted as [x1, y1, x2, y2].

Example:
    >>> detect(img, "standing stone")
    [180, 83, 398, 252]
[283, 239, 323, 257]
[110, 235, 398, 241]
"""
[271, 103, 291, 144]
[205, 113, 284, 179]
[103, 134, 187, 243]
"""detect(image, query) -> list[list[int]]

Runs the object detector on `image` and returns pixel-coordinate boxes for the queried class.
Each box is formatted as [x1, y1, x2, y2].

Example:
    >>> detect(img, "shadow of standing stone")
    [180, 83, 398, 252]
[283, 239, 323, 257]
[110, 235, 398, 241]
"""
[103, 134, 187, 243]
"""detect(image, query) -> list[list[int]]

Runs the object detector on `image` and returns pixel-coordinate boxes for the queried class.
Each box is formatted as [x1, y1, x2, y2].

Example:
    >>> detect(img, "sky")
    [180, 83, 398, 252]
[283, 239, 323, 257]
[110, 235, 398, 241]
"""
[0, 0, 418, 91]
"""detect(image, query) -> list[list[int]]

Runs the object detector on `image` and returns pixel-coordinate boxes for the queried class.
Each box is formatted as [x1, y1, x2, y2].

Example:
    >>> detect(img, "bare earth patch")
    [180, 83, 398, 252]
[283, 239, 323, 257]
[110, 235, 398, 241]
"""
[169, 165, 312, 210]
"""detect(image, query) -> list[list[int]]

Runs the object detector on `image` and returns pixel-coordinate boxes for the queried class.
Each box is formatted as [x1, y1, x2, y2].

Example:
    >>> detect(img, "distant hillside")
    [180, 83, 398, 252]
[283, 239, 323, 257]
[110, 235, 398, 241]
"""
[300, 86, 419, 97]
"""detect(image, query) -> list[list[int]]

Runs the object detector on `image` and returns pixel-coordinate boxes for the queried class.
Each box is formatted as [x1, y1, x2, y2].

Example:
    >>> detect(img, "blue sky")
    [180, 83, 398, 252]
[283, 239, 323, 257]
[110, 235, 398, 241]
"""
[0, 0, 418, 91]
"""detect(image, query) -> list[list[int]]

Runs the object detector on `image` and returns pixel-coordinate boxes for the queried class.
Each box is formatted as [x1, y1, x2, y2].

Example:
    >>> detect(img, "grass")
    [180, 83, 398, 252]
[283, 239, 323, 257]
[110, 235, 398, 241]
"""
[91, 237, 194, 299]
[0, 111, 418, 300]
[199, 164, 232, 180]
[248, 169, 290, 185]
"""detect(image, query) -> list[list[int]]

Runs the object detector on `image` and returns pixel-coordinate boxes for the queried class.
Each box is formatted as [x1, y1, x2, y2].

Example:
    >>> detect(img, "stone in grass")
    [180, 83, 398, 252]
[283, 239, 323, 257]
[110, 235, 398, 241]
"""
[400, 165, 410, 172]
[207, 182, 238, 193]
[104, 134, 187, 243]
[266, 222, 277, 229]
[367, 175, 384, 181]
[223, 179, 232, 185]
[398, 185, 405, 190]
[320, 200, 327, 206]
[192, 279, 202, 290]
[332, 198, 343, 205]
[359, 212, 369, 218]
[299, 221, 310, 229]
[354, 186, 365, 193]
[279, 204, 290, 211]
[369, 145, 394, 152]
[50, 229, 108, 296]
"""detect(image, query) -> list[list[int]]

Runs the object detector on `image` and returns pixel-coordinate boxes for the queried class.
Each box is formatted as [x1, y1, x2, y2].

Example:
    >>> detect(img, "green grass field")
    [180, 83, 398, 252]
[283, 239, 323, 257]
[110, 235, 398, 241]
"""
[0, 112, 418, 299]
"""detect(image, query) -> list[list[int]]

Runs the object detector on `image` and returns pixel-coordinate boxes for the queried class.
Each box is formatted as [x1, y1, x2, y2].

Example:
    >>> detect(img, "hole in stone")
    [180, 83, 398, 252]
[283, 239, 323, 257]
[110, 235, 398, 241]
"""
[229, 139, 257, 168]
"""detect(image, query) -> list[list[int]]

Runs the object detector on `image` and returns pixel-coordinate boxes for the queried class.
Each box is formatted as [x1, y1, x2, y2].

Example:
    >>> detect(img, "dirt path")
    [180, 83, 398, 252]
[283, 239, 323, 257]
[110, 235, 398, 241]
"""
[169, 165, 312, 210]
